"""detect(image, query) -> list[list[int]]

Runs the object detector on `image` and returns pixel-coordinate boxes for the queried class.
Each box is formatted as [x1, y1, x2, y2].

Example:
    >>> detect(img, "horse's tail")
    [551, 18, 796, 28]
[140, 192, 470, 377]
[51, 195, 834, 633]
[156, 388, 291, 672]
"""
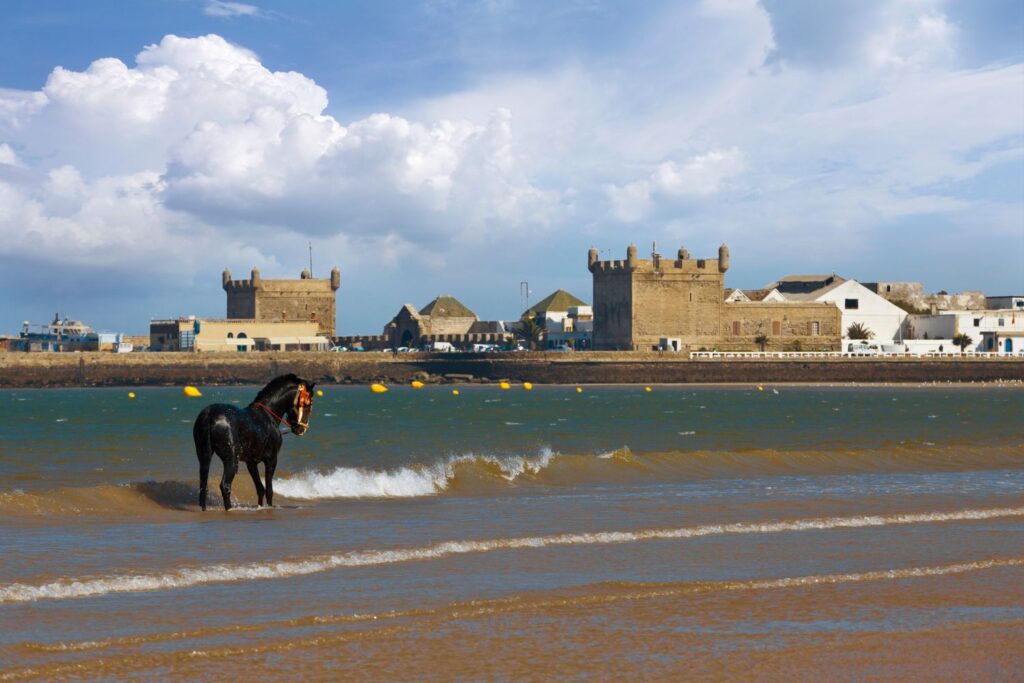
[193, 408, 214, 511]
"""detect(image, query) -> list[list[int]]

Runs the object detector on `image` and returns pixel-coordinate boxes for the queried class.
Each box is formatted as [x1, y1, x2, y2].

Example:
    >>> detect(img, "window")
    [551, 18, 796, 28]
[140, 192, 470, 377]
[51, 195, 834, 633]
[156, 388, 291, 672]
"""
[998, 318, 1005, 327]
[886, 285, 891, 293]
[772, 321, 781, 335]
[226, 332, 234, 339]
[811, 321, 820, 336]
[844, 298, 859, 310]
[237, 333, 247, 339]
[732, 321, 741, 336]
[974, 318, 981, 327]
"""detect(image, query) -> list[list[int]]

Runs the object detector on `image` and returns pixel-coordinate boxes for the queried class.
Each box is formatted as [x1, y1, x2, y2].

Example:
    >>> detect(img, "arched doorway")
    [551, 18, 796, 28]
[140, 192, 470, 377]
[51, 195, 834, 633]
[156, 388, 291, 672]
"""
[401, 330, 414, 348]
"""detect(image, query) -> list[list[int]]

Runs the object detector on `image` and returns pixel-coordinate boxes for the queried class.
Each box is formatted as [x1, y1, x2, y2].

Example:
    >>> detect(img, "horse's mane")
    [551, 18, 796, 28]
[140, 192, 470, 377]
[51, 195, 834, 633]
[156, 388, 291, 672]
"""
[253, 374, 302, 403]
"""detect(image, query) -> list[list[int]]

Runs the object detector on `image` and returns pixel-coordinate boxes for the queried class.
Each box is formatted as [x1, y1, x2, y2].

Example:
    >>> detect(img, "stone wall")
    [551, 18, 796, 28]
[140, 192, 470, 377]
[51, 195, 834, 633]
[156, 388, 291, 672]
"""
[2, 352, 1021, 388]
[589, 245, 729, 350]
[224, 269, 340, 336]
[720, 302, 841, 351]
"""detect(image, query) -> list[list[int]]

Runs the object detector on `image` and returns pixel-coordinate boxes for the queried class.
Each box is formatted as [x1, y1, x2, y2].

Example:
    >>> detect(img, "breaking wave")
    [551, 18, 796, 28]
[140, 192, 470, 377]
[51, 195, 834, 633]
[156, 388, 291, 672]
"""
[274, 449, 556, 499]
[2, 505, 1022, 604]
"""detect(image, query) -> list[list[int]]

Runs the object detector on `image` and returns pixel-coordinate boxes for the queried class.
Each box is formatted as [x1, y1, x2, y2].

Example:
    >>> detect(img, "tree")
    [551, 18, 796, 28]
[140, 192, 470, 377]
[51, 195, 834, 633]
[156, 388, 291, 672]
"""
[846, 322, 874, 340]
[952, 332, 973, 354]
[753, 333, 769, 352]
[516, 315, 545, 351]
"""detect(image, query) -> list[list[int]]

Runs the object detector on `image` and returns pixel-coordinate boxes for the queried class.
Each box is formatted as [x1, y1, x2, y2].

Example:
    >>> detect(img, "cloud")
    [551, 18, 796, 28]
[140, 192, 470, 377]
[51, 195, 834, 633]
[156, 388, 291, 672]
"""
[608, 148, 746, 222]
[0, 34, 556, 286]
[202, 1, 266, 19]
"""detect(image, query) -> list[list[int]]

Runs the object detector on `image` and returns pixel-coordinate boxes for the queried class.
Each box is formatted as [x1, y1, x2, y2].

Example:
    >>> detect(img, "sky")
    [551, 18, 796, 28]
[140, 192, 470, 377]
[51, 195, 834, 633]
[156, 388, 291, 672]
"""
[0, 0, 1022, 334]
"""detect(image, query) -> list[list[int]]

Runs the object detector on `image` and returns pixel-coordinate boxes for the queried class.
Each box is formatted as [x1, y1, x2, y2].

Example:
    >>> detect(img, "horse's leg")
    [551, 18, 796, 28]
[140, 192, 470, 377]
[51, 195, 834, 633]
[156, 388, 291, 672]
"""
[264, 455, 277, 507]
[220, 455, 238, 511]
[194, 419, 213, 511]
[246, 461, 265, 507]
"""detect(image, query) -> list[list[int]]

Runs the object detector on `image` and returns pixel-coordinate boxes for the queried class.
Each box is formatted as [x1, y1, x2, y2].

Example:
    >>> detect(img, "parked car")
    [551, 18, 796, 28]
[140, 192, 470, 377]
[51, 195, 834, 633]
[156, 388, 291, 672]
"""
[846, 341, 880, 356]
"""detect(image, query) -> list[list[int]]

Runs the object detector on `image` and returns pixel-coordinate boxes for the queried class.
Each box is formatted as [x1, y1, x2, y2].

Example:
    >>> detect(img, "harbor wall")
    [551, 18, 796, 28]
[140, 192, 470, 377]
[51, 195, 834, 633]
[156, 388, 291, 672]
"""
[1, 352, 1023, 388]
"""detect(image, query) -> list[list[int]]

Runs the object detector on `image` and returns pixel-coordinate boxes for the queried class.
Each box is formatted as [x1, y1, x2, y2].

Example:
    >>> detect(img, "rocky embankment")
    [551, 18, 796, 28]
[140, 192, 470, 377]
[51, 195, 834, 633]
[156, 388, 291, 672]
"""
[1, 351, 1023, 388]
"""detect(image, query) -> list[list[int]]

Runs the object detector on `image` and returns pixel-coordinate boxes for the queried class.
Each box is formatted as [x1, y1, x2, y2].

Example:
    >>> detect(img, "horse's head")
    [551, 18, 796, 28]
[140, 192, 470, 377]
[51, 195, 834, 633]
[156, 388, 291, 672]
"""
[287, 381, 316, 435]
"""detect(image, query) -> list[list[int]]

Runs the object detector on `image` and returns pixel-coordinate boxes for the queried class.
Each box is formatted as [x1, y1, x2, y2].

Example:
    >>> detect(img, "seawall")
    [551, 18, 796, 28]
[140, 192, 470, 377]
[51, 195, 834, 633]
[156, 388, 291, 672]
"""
[1, 352, 1023, 388]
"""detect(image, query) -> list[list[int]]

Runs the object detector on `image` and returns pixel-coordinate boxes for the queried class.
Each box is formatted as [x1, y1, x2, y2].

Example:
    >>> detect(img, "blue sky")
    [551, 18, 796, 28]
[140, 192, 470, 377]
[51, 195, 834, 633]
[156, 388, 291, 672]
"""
[0, 0, 1021, 334]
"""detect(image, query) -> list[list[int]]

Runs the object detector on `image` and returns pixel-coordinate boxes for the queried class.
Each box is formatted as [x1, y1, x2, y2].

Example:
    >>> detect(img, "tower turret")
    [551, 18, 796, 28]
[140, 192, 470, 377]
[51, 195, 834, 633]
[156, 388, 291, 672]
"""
[251, 268, 261, 287]
[588, 247, 599, 272]
[627, 244, 639, 269]
[330, 266, 341, 291]
[718, 244, 730, 273]
[678, 247, 689, 260]
[222, 268, 232, 289]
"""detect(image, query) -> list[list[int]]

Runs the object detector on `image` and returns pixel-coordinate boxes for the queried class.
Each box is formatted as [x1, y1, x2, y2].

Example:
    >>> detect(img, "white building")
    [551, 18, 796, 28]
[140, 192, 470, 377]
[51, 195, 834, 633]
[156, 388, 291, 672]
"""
[909, 309, 1024, 354]
[768, 275, 908, 342]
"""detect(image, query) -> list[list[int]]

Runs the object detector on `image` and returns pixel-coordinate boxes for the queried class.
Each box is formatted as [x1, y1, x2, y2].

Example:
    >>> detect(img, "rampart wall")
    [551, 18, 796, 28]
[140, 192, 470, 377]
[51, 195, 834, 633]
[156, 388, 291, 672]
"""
[2, 352, 1022, 388]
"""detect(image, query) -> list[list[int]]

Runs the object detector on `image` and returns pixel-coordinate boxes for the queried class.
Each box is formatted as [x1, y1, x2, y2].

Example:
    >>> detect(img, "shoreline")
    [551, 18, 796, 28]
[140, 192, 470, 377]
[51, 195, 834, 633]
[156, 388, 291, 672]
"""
[2, 351, 1023, 389]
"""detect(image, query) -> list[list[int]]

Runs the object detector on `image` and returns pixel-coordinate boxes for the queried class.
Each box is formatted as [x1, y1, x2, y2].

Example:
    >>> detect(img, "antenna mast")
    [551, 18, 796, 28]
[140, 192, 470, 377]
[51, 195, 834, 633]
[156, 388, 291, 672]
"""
[308, 241, 313, 278]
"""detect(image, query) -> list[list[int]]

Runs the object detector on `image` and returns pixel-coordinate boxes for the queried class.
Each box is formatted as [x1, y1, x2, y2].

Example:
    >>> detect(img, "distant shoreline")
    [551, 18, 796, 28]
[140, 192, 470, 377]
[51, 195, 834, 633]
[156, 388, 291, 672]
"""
[2, 352, 1022, 389]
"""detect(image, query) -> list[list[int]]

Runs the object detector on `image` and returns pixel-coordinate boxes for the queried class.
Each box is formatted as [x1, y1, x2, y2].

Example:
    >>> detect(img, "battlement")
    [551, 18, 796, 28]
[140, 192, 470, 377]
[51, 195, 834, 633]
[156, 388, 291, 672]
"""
[222, 267, 341, 292]
[588, 244, 729, 275]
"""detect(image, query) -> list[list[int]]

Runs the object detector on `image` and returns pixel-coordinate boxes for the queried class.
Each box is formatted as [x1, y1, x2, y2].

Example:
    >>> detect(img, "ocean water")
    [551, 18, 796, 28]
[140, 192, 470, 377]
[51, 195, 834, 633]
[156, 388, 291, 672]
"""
[1, 384, 1022, 680]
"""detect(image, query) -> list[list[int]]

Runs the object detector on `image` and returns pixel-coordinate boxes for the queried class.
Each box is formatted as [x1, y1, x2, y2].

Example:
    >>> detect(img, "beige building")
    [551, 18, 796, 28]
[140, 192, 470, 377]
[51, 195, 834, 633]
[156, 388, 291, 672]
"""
[149, 318, 329, 352]
[383, 295, 482, 347]
[223, 267, 341, 336]
[589, 245, 841, 352]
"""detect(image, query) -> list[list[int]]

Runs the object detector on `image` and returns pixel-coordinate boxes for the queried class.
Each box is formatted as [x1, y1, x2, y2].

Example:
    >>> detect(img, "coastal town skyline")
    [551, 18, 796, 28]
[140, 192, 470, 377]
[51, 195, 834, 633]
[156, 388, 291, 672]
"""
[1, 0, 1022, 334]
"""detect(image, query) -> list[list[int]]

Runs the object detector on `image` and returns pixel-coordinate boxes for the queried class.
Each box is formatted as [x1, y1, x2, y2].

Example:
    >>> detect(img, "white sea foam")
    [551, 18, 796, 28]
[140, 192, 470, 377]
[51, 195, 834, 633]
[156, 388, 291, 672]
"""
[275, 449, 556, 500]
[2, 506, 1021, 604]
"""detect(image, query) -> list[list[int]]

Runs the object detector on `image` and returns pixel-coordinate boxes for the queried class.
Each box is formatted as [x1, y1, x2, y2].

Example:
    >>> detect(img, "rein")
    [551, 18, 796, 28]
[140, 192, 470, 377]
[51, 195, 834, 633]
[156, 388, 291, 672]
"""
[254, 402, 295, 434]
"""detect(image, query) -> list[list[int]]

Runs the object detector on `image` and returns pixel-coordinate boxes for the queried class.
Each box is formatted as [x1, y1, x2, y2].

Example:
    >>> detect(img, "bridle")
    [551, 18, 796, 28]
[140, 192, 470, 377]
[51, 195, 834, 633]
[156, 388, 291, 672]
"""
[255, 384, 313, 434]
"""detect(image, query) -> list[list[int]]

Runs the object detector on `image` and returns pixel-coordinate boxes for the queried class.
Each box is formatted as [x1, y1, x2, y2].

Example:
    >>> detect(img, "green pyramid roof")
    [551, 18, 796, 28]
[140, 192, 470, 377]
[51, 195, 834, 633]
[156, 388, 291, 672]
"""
[523, 289, 588, 317]
[419, 295, 477, 318]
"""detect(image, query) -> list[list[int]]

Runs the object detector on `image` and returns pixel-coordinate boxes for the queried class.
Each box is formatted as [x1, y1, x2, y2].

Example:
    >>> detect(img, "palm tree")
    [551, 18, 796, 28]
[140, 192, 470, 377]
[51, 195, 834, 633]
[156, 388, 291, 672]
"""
[952, 332, 973, 354]
[516, 315, 545, 351]
[753, 333, 769, 352]
[846, 322, 874, 340]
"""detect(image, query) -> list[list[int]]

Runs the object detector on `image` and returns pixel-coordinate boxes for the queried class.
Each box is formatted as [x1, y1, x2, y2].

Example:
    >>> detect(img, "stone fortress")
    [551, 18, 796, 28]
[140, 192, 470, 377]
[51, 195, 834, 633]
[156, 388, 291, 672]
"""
[588, 244, 841, 351]
[223, 267, 341, 337]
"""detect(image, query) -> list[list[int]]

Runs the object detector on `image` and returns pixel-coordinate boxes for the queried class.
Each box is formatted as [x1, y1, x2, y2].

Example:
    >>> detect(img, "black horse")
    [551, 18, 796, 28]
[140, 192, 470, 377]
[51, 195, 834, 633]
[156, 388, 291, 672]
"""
[193, 374, 316, 511]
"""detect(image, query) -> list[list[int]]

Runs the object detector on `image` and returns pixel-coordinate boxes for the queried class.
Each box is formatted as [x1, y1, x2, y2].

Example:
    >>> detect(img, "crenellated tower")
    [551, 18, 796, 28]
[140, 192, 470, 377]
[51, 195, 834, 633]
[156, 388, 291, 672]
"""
[588, 244, 729, 350]
[223, 266, 341, 336]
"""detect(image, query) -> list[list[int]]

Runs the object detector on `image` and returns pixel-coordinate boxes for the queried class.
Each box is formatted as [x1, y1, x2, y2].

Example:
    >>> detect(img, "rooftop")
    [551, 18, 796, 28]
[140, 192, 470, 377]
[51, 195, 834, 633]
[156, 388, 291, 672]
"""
[420, 295, 477, 319]
[523, 289, 588, 317]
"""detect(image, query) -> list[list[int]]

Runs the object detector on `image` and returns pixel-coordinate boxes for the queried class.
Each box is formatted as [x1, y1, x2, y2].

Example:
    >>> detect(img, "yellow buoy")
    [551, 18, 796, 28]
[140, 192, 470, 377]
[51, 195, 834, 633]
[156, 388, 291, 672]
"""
[523, 382, 533, 391]
[499, 381, 511, 390]
[128, 392, 136, 399]
[644, 386, 652, 393]
[370, 383, 388, 394]
[183, 386, 202, 397]
[411, 380, 425, 389]
[316, 389, 324, 397]
[452, 389, 460, 396]
[576, 387, 583, 393]
[757, 385, 764, 392]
